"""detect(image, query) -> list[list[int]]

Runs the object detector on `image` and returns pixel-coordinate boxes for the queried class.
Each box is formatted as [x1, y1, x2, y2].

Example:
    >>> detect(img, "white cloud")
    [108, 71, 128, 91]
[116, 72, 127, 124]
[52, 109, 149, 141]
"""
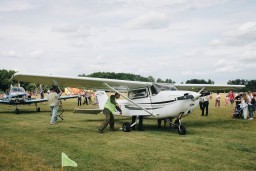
[0, 50, 20, 58]
[52, 24, 80, 33]
[30, 50, 44, 57]
[0, 0, 255, 83]
[124, 12, 170, 30]
[238, 22, 256, 32]
[215, 66, 241, 73]
[215, 21, 256, 46]
[0, 0, 37, 12]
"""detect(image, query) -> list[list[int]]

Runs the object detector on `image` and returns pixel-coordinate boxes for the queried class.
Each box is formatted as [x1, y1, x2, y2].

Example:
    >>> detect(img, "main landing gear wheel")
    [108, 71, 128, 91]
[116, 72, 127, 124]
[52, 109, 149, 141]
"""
[36, 107, 40, 112]
[178, 125, 186, 135]
[122, 122, 131, 132]
[15, 108, 20, 114]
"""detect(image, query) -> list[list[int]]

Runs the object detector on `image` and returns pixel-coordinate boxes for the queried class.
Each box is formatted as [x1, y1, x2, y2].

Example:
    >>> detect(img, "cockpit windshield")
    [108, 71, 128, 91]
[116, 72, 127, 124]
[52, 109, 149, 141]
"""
[10, 87, 25, 93]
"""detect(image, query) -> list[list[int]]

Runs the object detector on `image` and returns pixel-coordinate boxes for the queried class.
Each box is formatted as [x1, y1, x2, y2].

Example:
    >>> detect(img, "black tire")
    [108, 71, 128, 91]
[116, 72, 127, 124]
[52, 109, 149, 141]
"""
[122, 122, 131, 132]
[178, 125, 186, 135]
[37, 107, 40, 112]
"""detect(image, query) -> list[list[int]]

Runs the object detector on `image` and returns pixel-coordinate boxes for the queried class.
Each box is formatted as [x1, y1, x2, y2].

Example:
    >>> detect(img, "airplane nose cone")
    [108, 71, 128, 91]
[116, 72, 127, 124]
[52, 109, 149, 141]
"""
[191, 92, 201, 99]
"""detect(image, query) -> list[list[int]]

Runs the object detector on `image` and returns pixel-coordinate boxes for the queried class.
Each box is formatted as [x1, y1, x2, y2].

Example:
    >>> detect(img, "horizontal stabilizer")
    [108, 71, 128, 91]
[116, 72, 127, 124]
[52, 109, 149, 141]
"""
[73, 108, 103, 114]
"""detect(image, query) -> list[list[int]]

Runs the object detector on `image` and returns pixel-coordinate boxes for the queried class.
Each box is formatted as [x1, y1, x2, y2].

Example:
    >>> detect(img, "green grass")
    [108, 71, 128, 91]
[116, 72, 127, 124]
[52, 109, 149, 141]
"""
[0, 94, 256, 171]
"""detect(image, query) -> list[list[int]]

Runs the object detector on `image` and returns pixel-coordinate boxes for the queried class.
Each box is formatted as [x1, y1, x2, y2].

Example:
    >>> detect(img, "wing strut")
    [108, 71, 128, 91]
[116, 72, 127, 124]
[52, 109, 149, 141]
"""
[104, 83, 155, 116]
[198, 87, 205, 93]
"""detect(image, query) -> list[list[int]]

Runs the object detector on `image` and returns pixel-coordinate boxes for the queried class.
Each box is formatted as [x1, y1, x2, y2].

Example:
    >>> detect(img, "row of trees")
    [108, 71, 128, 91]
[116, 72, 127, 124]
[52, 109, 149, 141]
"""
[0, 69, 48, 93]
[79, 72, 176, 83]
[0, 69, 255, 92]
[0, 69, 17, 92]
[186, 79, 215, 84]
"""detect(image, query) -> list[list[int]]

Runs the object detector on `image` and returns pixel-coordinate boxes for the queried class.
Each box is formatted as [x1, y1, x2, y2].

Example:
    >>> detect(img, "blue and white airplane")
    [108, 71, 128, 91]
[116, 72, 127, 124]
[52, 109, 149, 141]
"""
[0, 86, 77, 114]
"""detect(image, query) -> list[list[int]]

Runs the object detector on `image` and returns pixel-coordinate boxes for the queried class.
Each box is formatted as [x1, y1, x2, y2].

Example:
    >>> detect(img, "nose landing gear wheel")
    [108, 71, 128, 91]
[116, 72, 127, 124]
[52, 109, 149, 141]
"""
[178, 125, 186, 135]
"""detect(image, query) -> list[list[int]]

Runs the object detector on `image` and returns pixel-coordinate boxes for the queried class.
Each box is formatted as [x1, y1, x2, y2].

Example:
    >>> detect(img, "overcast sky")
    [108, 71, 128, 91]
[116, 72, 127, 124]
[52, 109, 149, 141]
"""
[0, 0, 255, 84]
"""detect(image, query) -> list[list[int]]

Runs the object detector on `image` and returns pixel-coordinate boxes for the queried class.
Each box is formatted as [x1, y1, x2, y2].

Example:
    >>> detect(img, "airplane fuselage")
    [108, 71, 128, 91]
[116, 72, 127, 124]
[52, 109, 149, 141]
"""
[115, 84, 201, 119]
[2, 87, 29, 104]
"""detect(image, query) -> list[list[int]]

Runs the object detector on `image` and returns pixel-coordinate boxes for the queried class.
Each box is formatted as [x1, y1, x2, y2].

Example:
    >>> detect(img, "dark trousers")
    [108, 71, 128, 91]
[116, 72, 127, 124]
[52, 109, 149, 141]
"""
[202, 101, 209, 116]
[132, 115, 143, 130]
[83, 97, 88, 105]
[99, 108, 114, 131]
[77, 97, 81, 106]
[199, 102, 204, 111]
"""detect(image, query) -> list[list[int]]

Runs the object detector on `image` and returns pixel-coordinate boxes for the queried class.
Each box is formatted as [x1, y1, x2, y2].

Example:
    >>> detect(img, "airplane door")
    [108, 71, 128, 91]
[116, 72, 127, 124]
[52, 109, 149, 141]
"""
[126, 87, 153, 116]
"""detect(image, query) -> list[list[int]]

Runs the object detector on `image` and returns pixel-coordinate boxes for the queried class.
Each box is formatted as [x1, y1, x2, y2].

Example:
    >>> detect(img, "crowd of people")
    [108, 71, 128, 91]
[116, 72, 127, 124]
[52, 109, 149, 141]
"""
[77, 91, 94, 106]
[199, 90, 256, 120]
[232, 91, 256, 120]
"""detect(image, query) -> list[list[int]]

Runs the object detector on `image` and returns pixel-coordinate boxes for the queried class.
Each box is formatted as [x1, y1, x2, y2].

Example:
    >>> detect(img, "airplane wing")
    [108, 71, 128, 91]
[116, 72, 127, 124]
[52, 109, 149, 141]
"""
[58, 95, 78, 100]
[0, 98, 48, 105]
[0, 96, 77, 105]
[12, 73, 245, 92]
[0, 99, 10, 104]
[174, 84, 245, 91]
[12, 73, 152, 91]
[24, 98, 48, 104]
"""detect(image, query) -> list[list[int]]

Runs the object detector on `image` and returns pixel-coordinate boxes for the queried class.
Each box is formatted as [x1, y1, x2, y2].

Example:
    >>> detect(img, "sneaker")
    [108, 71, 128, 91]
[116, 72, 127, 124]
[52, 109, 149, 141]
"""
[98, 128, 103, 133]
[248, 118, 254, 120]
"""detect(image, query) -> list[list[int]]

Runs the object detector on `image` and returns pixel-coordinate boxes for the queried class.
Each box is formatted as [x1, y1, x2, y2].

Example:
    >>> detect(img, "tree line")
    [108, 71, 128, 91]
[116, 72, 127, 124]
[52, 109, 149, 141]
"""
[79, 72, 176, 83]
[0, 69, 255, 93]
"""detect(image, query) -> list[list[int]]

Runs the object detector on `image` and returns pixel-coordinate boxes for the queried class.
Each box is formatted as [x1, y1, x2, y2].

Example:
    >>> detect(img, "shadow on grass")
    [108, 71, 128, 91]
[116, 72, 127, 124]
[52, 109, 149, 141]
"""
[0, 110, 45, 115]
[185, 117, 246, 128]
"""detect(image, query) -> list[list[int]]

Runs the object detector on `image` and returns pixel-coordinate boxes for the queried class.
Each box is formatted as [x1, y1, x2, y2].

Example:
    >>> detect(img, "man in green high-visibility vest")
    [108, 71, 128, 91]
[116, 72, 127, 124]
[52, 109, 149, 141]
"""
[98, 93, 122, 133]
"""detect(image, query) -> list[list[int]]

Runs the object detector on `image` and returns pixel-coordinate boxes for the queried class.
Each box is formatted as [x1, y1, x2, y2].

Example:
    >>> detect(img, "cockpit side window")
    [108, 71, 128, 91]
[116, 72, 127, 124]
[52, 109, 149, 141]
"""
[153, 83, 177, 91]
[128, 88, 148, 99]
[150, 85, 158, 96]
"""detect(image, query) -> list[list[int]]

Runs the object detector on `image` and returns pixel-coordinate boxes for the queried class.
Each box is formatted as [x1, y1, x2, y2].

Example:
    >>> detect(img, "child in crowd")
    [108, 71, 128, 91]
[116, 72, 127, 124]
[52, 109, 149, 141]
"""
[225, 94, 229, 107]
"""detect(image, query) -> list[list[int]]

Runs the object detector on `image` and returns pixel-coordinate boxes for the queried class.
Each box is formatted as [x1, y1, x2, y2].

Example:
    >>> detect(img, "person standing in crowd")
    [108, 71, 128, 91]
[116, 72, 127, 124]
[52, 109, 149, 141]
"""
[225, 94, 229, 107]
[77, 93, 82, 106]
[48, 87, 60, 125]
[241, 93, 249, 120]
[248, 91, 254, 120]
[98, 93, 122, 133]
[229, 91, 235, 107]
[215, 93, 220, 107]
[250, 93, 256, 119]
[201, 93, 211, 117]
[199, 97, 204, 112]
[83, 91, 90, 105]
[40, 89, 44, 99]
[235, 93, 242, 106]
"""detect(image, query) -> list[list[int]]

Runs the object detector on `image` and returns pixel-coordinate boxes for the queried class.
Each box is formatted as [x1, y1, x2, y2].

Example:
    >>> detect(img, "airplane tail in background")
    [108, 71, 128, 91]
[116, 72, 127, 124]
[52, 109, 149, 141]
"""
[95, 91, 108, 109]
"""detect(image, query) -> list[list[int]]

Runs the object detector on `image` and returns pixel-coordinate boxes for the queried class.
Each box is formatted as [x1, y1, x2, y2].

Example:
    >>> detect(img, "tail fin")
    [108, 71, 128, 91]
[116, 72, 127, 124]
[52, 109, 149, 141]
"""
[95, 91, 108, 109]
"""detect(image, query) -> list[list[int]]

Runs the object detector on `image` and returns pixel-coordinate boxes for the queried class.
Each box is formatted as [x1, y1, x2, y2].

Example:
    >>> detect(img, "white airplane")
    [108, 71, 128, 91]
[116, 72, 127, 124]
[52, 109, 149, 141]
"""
[0, 85, 77, 114]
[12, 73, 244, 134]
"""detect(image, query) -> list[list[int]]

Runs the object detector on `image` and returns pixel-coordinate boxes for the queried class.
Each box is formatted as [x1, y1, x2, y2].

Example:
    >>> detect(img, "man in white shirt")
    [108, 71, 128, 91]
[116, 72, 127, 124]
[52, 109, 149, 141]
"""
[48, 87, 60, 124]
[201, 93, 211, 116]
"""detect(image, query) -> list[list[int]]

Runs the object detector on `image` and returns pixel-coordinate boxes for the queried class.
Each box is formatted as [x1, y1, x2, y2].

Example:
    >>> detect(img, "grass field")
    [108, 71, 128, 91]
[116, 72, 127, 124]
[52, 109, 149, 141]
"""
[0, 94, 256, 171]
